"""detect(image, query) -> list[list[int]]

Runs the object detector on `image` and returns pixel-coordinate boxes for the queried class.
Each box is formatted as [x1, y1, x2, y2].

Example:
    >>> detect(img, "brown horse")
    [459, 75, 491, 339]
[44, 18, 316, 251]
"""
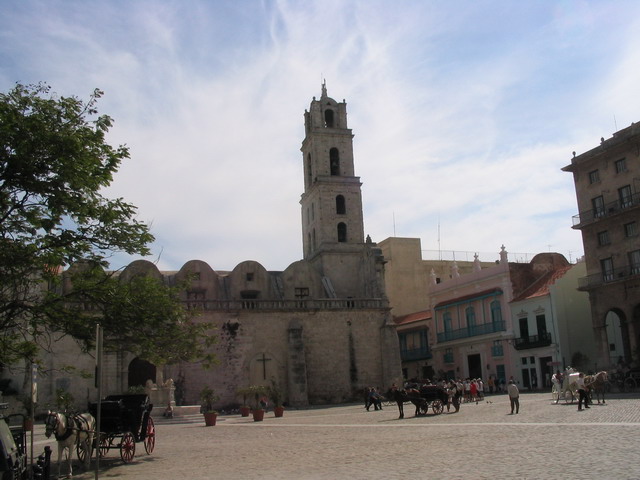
[585, 371, 608, 404]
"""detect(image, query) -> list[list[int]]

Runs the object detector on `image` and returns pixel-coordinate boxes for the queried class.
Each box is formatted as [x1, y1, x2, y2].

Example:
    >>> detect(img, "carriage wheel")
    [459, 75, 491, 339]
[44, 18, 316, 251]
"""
[624, 377, 637, 393]
[431, 400, 444, 415]
[144, 417, 155, 454]
[120, 432, 136, 463]
[76, 440, 93, 464]
[98, 434, 112, 458]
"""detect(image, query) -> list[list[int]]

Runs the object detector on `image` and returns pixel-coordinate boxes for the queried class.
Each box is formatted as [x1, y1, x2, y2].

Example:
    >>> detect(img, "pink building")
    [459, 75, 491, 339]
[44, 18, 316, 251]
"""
[429, 247, 571, 388]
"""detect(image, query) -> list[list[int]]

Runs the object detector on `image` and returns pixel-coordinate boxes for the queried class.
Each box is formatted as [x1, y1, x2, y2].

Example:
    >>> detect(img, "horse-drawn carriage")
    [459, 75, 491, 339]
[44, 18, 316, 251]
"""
[388, 385, 449, 418]
[88, 394, 155, 464]
[551, 368, 609, 404]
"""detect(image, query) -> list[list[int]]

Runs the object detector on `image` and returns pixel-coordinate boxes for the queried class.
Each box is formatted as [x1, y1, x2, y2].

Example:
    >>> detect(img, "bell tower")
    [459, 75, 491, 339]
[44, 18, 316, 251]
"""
[300, 82, 370, 298]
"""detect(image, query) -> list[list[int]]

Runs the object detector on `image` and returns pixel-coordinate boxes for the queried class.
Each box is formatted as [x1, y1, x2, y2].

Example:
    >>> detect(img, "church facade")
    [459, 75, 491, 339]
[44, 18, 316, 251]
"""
[4, 85, 402, 411]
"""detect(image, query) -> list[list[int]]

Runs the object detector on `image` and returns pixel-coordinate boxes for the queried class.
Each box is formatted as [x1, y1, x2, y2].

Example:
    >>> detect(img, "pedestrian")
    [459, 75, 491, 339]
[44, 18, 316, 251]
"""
[507, 380, 520, 414]
[577, 372, 590, 411]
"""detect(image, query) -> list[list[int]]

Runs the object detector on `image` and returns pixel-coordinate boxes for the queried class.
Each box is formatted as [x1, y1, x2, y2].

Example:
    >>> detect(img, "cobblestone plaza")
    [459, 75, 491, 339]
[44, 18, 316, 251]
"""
[34, 392, 640, 479]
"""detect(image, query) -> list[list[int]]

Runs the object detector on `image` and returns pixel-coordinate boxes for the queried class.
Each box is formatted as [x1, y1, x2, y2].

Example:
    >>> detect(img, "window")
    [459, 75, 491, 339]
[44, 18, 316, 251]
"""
[324, 109, 334, 128]
[615, 158, 627, 173]
[329, 148, 340, 175]
[492, 340, 504, 357]
[465, 306, 476, 330]
[443, 312, 452, 332]
[619, 185, 633, 208]
[601, 257, 614, 282]
[336, 195, 346, 214]
[597, 230, 610, 246]
[246, 273, 254, 281]
[625, 222, 638, 237]
[592, 195, 605, 218]
[629, 250, 640, 275]
[589, 169, 600, 184]
[519, 317, 529, 339]
[536, 315, 547, 336]
[490, 300, 503, 325]
[337, 222, 347, 242]
[295, 287, 310, 298]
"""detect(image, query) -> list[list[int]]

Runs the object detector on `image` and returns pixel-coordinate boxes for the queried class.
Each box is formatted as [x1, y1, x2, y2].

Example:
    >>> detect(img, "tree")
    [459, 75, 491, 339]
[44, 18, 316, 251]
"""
[0, 83, 214, 367]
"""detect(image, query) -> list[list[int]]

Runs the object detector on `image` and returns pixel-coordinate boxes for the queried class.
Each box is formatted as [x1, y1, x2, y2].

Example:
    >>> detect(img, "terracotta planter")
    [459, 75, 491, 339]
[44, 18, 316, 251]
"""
[203, 412, 218, 426]
[274, 406, 284, 418]
[240, 406, 251, 417]
[252, 409, 265, 422]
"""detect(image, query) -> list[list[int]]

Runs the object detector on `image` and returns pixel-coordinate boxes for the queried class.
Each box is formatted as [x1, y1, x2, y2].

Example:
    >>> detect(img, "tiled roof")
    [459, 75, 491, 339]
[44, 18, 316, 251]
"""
[511, 265, 572, 302]
[394, 310, 431, 326]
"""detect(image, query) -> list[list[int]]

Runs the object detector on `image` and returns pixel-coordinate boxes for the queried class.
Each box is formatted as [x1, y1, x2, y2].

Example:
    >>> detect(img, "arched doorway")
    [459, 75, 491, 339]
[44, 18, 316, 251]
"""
[605, 309, 628, 365]
[128, 358, 156, 389]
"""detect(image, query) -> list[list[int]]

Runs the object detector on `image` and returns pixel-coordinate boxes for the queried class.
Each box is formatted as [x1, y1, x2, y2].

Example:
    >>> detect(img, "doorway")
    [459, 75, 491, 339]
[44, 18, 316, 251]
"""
[467, 354, 481, 379]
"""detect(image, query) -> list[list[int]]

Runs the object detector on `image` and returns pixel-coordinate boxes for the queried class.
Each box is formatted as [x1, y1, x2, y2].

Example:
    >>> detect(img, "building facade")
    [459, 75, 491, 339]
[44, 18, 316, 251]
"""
[562, 124, 640, 369]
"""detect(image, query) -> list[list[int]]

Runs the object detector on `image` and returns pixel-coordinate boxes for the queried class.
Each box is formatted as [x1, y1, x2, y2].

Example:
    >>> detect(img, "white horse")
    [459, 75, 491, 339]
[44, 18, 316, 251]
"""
[45, 411, 95, 478]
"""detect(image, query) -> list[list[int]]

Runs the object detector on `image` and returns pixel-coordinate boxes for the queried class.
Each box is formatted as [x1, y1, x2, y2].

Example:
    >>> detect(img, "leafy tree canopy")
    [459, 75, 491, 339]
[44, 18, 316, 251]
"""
[0, 83, 214, 368]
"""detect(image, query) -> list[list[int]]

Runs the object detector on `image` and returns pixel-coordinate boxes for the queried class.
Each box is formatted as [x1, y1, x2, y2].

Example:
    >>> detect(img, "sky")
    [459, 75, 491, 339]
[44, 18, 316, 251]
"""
[2, 0, 639, 272]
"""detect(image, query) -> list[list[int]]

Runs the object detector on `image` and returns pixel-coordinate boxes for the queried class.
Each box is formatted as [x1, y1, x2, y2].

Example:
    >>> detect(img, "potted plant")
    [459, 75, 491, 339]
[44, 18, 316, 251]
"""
[199, 386, 219, 426]
[236, 387, 252, 417]
[247, 385, 269, 422]
[269, 379, 284, 418]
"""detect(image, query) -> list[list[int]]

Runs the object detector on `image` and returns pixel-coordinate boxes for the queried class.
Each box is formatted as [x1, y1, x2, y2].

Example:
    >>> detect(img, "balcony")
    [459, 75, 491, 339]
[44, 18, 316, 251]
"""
[513, 332, 552, 350]
[400, 346, 432, 362]
[437, 321, 506, 343]
[577, 264, 640, 290]
[572, 191, 640, 228]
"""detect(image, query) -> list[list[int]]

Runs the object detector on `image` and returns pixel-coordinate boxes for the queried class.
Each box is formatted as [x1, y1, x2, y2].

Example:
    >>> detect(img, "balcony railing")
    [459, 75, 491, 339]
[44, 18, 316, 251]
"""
[400, 346, 433, 362]
[437, 321, 506, 343]
[513, 332, 552, 350]
[577, 263, 640, 290]
[184, 298, 388, 311]
[572, 191, 640, 228]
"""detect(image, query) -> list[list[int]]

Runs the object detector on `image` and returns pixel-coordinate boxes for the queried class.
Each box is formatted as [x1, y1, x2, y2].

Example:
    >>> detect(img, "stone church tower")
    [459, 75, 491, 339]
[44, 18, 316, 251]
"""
[300, 82, 384, 299]
[18, 85, 402, 411]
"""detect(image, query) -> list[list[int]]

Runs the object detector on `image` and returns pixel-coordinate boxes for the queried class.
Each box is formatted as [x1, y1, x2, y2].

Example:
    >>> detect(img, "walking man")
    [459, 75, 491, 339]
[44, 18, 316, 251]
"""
[577, 372, 590, 411]
[507, 379, 520, 414]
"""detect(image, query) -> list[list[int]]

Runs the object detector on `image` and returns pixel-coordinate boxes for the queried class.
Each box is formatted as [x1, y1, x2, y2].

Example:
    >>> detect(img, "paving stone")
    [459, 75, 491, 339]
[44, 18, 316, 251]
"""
[39, 392, 640, 479]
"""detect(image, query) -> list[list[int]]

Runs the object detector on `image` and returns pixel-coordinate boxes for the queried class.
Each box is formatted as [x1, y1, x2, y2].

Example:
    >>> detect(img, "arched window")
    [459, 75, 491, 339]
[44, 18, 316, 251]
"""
[324, 109, 334, 128]
[443, 312, 452, 332]
[337, 222, 347, 242]
[306, 153, 312, 187]
[336, 195, 346, 214]
[330, 148, 340, 176]
[466, 306, 476, 334]
[491, 300, 503, 326]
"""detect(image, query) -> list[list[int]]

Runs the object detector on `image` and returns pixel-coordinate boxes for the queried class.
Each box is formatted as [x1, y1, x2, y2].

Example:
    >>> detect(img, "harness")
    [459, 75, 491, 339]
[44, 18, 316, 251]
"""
[49, 413, 91, 442]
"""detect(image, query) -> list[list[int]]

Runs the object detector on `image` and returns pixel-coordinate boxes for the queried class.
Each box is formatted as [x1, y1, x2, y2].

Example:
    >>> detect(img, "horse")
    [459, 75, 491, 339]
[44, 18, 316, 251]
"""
[585, 371, 609, 404]
[45, 411, 95, 478]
